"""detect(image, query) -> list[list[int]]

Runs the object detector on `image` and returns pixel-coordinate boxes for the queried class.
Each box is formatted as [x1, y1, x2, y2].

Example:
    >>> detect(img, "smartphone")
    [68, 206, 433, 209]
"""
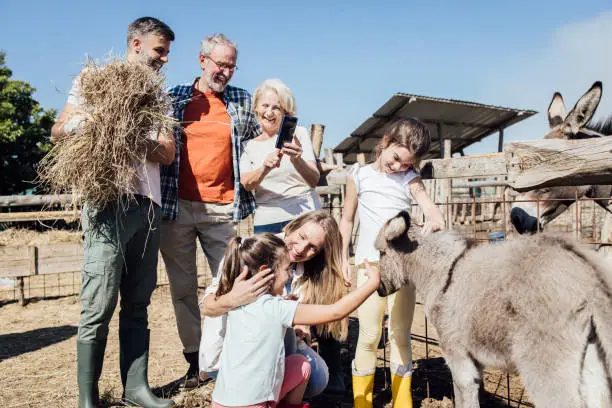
[275, 115, 298, 149]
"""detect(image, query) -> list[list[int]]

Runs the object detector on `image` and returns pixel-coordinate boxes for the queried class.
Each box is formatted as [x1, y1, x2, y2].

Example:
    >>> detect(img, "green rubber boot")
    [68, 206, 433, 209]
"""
[77, 340, 106, 408]
[120, 329, 175, 408]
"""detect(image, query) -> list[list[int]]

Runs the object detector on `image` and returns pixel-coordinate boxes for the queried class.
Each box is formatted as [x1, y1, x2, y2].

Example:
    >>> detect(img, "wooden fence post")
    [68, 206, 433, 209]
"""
[443, 139, 452, 228]
[18, 246, 38, 306]
[310, 124, 325, 159]
[356, 153, 366, 166]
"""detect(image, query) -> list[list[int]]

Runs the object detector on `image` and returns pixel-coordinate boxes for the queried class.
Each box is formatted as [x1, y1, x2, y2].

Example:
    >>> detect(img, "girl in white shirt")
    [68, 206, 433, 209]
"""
[211, 233, 380, 408]
[339, 118, 444, 408]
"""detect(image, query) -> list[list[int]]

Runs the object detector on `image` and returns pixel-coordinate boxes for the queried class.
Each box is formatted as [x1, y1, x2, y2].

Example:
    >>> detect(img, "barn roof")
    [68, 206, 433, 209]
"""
[333, 92, 537, 164]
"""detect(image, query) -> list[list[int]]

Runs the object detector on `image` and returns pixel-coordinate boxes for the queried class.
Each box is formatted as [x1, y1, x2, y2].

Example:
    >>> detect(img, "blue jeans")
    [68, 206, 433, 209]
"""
[253, 220, 292, 234]
[284, 329, 329, 399]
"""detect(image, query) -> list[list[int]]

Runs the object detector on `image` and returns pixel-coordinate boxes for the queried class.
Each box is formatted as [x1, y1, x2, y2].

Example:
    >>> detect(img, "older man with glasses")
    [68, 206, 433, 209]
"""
[160, 33, 261, 389]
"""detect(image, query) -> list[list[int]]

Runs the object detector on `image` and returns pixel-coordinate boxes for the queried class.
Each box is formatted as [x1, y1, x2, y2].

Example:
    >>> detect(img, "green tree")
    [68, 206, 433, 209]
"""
[0, 52, 55, 195]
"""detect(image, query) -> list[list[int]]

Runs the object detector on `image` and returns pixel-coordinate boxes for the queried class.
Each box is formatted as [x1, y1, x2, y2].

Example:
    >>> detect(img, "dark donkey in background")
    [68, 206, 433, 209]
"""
[511, 81, 612, 234]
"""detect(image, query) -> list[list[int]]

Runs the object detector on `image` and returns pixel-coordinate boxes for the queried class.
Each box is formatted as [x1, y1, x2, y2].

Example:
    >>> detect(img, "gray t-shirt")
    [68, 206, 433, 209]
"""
[212, 294, 299, 405]
[240, 126, 321, 226]
[67, 71, 162, 206]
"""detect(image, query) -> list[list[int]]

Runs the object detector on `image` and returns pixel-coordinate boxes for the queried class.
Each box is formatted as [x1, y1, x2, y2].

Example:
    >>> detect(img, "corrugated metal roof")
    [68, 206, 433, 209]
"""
[334, 92, 537, 164]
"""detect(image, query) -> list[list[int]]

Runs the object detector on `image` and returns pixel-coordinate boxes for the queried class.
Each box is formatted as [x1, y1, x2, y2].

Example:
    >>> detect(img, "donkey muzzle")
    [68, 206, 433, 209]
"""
[377, 281, 390, 298]
[511, 207, 542, 234]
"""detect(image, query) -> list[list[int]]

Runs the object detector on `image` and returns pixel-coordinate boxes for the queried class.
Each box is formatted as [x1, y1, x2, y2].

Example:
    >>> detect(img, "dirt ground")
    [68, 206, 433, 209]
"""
[0, 280, 532, 408]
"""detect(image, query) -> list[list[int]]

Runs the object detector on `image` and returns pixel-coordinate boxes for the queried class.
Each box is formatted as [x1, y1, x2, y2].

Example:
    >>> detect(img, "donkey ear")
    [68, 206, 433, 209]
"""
[547, 92, 566, 128]
[563, 81, 602, 137]
[375, 211, 410, 251]
[384, 211, 410, 241]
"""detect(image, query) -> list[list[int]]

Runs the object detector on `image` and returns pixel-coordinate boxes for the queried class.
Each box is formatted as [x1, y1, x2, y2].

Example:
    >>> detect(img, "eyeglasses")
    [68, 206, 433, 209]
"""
[206, 56, 237, 72]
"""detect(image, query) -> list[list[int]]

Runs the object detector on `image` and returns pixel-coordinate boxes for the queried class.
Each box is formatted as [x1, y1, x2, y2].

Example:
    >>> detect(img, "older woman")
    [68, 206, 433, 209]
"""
[201, 210, 348, 398]
[240, 79, 321, 234]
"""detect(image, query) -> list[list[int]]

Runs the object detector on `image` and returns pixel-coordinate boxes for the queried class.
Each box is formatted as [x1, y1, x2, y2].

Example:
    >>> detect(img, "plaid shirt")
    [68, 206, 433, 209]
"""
[160, 81, 262, 222]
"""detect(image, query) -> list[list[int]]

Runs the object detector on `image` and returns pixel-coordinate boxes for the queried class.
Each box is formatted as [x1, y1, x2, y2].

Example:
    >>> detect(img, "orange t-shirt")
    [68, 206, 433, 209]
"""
[179, 87, 235, 203]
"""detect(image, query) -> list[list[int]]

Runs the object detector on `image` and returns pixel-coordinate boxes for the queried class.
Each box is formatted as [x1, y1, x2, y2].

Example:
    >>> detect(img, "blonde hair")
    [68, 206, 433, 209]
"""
[284, 210, 348, 341]
[375, 117, 431, 169]
[253, 79, 297, 116]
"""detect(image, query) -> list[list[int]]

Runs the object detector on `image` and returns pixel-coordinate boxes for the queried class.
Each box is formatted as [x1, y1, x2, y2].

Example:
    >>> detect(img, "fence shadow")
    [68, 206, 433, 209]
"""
[0, 324, 77, 361]
[414, 356, 517, 407]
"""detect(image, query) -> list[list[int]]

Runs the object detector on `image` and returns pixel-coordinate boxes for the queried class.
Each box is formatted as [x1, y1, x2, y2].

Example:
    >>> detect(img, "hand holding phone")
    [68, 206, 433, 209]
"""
[275, 115, 298, 149]
[281, 134, 305, 162]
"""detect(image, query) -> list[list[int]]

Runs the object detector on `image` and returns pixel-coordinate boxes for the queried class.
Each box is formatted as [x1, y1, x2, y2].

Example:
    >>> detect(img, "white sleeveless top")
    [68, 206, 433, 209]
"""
[352, 164, 418, 265]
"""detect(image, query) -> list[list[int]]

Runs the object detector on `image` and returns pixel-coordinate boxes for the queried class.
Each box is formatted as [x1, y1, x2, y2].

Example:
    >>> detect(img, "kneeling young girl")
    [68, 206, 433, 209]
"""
[212, 233, 379, 408]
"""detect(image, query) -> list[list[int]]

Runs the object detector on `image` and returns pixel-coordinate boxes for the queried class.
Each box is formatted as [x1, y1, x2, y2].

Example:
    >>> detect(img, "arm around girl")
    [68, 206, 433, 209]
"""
[211, 234, 378, 408]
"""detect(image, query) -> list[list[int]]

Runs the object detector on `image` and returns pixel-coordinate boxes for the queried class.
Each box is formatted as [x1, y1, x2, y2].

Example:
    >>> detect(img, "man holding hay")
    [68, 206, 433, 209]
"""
[50, 17, 176, 408]
[159, 33, 262, 389]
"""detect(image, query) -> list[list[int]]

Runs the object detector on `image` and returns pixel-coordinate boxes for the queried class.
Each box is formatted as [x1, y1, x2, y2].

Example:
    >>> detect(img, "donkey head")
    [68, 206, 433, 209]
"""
[511, 81, 607, 234]
[375, 211, 419, 297]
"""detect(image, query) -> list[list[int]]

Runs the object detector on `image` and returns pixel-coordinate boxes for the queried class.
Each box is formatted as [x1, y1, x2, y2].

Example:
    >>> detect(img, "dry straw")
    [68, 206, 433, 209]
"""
[38, 58, 176, 209]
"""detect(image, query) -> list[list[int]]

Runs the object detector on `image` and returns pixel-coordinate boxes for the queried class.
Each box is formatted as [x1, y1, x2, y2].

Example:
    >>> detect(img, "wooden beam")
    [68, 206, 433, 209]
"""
[420, 153, 506, 179]
[0, 246, 33, 277]
[0, 210, 80, 223]
[326, 171, 347, 186]
[327, 153, 506, 185]
[505, 137, 612, 192]
[0, 194, 73, 208]
[315, 186, 341, 195]
[37, 244, 84, 275]
[452, 180, 507, 188]
[326, 138, 612, 192]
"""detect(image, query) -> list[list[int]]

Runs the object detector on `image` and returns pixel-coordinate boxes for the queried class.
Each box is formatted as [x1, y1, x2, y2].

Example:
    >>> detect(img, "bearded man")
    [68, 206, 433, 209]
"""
[51, 17, 176, 408]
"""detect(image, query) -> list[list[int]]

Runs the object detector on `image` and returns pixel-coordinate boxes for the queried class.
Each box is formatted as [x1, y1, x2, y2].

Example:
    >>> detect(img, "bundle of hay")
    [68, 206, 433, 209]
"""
[38, 58, 175, 208]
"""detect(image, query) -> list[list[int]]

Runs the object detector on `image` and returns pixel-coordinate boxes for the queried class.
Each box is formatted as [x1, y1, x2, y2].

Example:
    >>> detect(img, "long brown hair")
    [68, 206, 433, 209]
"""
[375, 117, 431, 169]
[284, 210, 348, 341]
[216, 234, 287, 298]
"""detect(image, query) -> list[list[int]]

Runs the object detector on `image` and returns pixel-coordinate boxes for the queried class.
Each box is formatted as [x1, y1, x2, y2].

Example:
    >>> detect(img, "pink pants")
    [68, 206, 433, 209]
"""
[213, 354, 311, 408]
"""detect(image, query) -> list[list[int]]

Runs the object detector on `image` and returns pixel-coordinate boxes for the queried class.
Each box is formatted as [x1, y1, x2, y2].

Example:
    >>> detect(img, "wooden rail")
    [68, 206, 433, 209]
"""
[0, 210, 79, 223]
[505, 138, 612, 191]
[327, 138, 612, 191]
[0, 194, 73, 207]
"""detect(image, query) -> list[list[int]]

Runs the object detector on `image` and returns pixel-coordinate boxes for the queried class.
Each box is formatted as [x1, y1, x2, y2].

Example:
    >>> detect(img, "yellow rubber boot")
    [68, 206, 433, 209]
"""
[391, 374, 413, 408]
[352, 370, 374, 408]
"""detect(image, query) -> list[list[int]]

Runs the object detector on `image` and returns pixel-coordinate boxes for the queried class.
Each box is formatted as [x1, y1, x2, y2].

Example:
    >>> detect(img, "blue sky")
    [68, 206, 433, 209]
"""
[2, 1, 611, 155]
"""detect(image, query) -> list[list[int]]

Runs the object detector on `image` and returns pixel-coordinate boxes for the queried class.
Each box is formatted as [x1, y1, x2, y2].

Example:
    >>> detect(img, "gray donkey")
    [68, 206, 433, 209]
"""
[375, 211, 612, 408]
[510, 81, 611, 234]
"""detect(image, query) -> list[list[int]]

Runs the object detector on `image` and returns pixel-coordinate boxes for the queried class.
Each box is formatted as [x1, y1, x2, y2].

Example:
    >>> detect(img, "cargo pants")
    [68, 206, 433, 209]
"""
[77, 197, 161, 343]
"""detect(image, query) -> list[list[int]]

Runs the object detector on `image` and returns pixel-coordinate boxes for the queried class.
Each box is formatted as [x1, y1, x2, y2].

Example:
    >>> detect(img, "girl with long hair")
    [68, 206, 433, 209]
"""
[202, 210, 348, 397]
[340, 118, 444, 408]
[211, 233, 379, 408]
